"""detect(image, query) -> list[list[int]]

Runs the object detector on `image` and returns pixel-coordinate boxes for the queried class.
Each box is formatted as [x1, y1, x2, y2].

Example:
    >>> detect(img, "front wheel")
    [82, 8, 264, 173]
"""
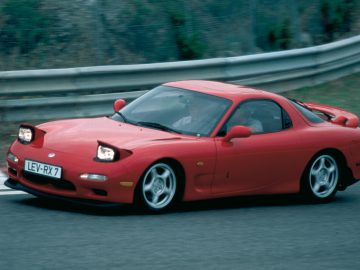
[301, 154, 339, 202]
[136, 163, 178, 212]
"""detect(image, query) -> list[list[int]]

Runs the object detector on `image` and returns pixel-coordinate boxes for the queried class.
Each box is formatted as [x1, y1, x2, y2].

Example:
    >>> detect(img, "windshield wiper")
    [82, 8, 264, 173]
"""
[116, 112, 128, 123]
[136, 121, 182, 134]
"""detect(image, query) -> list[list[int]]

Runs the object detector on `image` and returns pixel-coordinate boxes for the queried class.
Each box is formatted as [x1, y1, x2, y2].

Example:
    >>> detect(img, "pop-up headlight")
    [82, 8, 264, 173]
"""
[18, 127, 33, 144]
[96, 144, 119, 162]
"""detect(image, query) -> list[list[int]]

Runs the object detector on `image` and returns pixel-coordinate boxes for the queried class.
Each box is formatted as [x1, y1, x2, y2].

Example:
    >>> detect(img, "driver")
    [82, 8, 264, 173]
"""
[227, 106, 263, 133]
[172, 97, 209, 132]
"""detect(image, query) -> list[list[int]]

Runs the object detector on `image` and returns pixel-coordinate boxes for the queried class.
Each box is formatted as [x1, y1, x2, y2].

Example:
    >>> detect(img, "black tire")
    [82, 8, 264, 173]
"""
[301, 153, 339, 202]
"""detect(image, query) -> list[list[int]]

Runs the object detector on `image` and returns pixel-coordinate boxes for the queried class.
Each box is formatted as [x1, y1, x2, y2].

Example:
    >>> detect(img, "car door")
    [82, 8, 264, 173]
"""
[212, 99, 301, 195]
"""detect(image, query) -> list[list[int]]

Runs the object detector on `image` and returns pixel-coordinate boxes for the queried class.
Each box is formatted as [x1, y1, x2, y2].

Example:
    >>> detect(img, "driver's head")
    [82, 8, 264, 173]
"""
[183, 96, 202, 116]
[230, 106, 251, 125]
[237, 108, 246, 121]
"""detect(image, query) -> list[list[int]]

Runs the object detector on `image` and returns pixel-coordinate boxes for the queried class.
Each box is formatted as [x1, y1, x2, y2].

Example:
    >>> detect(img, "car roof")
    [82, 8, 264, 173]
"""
[164, 80, 280, 102]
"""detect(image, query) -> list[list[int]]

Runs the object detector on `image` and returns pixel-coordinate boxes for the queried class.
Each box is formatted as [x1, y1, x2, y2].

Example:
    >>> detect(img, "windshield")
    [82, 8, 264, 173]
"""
[111, 86, 232, 136]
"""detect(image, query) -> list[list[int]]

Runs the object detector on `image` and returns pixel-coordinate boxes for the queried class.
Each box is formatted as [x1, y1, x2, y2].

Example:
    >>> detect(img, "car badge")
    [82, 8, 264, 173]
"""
[48, 153, 56, 158]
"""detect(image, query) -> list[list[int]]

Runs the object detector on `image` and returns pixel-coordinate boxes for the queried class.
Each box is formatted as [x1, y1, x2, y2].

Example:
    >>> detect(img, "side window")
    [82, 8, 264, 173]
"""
[220, 99, 292, 135]
[282, 109, 293, 129]
[290, 100, 325, 123]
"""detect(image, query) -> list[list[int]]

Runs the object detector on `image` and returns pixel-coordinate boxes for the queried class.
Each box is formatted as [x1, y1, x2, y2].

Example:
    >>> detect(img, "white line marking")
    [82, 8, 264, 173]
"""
[0, 169, 25, 195]
[0, 169, 9, 190]
[0, 191, 26, 195]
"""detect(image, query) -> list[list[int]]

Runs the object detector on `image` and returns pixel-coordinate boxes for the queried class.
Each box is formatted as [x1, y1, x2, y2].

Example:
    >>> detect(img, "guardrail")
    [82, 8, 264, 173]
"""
[1, 35, 360, 122]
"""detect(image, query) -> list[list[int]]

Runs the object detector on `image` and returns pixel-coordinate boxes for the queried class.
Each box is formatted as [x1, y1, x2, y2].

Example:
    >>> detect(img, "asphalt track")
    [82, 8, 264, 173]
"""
[0, 179, 359, 270]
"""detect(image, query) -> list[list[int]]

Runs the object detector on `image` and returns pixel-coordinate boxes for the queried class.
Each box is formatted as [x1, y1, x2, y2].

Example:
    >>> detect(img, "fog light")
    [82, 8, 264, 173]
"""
[80, 173, 108, 182]
[7, 152, 19, 163]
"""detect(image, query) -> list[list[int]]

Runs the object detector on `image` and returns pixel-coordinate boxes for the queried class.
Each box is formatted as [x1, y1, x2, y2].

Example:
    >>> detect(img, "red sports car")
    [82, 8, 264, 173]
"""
[5, 80, 360, 212]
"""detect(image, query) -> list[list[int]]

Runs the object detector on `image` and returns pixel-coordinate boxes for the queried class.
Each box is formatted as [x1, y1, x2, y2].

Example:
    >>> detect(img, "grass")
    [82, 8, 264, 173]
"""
[282, 73, 360, 117]
[1, 72, 360, 167]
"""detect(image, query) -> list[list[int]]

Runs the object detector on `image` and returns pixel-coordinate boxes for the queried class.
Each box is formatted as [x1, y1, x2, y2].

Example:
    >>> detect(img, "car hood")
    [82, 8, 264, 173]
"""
[38, 117, 184, 155]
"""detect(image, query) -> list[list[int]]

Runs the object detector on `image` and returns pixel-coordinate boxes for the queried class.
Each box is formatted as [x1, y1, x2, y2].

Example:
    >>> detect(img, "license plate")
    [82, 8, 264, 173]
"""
[24, 159, 62, 179]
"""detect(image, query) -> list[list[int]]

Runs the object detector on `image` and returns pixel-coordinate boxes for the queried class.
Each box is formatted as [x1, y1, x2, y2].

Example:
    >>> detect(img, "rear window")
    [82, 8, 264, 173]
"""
[290, 100, 325, 123]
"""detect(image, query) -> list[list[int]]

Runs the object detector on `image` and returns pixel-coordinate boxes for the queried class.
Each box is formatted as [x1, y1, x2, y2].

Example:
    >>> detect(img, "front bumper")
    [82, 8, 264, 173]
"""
[5, 178, 123, 207]
[6, 145, 140, 204]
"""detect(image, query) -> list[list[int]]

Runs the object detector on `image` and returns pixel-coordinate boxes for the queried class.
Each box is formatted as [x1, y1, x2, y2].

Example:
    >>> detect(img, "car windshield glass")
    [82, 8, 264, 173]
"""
[289, 99, 325, 123]
[111, 86, 232, 136]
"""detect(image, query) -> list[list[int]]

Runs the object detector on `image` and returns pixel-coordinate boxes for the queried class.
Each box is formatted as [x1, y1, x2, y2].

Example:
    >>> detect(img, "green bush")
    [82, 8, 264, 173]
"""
[267, 19, 293, 50]
[169, 13, 206, 60]
[0, 0, 51, 54]
[321, 0, 356, 42]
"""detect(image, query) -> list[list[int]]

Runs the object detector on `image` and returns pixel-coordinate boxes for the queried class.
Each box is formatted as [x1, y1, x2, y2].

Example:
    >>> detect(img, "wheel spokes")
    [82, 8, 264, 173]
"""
[311, 157, 325, 176]
[150, 168, 159, 180]
[309, 155, 339, 198]
[322, 181, 330, 191]
[162, 187, 172, 196]
[313, 182, 321, 193]
[160, 170, 170, 181]
[152, 193, 160, 204]
[144, 169, 157, 192]
[141, 163, 177, 209]
[327, 164, 336, 174]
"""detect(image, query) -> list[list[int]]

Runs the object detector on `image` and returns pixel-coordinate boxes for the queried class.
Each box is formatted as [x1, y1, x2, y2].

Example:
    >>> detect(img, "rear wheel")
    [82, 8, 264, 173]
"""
[136, 162, 177, 212]
[302, 154, 339, 202]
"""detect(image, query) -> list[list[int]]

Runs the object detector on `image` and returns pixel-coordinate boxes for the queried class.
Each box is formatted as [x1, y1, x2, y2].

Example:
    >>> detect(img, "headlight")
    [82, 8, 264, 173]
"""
[96, 144, 118, 162]
[18, 127, 33, 143]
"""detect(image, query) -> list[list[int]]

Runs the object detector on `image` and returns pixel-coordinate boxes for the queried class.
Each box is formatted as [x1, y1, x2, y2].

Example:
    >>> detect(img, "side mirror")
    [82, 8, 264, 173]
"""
[113, 99, 126, 112]
[222, 125, 252, 142]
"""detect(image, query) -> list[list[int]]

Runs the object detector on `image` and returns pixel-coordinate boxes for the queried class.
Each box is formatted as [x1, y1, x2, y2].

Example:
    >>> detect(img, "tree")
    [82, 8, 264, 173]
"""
[169, 12, 206, 60]
[321, 0, 356, 42]
[268, 19, 293, 50]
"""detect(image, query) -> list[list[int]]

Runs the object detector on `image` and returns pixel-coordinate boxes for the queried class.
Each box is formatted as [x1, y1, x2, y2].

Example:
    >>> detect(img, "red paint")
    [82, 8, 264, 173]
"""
[304, 102, 359, 128]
